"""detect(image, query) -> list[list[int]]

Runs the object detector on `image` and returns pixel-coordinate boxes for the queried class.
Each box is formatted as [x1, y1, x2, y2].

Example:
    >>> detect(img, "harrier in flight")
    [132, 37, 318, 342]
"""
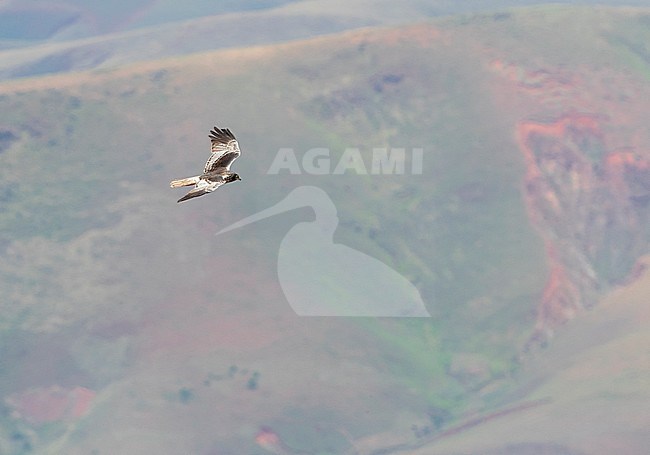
[170, 126, 241, 202]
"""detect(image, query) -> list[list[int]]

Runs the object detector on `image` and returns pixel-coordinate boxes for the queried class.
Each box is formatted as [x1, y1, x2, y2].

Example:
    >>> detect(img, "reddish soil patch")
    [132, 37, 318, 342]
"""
[6, 385, 95, 424]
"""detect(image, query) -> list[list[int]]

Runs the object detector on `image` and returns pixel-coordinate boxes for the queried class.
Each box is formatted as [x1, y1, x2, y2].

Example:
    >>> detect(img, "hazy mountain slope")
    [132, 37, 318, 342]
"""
[0, 0, 294, 42]
[0, 6, 648, 454]
[0, 10, 374, 80]
[3, 1, 650, 80]
[3, 0, 649, 43]
[409, 257, 650, 455]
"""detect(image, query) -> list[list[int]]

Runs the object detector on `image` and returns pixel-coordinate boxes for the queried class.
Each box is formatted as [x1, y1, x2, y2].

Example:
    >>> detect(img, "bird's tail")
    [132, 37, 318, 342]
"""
[170, 176, 200, 188]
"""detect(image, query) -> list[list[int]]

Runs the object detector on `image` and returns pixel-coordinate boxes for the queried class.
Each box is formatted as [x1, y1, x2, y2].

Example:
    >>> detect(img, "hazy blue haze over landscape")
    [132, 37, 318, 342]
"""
[0, 1, 649, 454]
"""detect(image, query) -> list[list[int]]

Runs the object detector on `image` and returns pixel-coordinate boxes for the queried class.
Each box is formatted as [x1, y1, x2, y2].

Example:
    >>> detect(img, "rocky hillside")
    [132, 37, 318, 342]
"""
[484, 19, 650, 342]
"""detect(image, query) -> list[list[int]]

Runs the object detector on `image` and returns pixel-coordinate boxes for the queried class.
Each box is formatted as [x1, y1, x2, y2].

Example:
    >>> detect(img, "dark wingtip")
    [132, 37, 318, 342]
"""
[209, 126, 235, 141]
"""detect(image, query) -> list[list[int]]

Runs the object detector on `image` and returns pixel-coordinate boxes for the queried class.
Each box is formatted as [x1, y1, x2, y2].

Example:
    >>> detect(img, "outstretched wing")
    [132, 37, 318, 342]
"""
[177, 187, 210, 203]
[177, 178, 225, 203]
[204, 127, 241, 172]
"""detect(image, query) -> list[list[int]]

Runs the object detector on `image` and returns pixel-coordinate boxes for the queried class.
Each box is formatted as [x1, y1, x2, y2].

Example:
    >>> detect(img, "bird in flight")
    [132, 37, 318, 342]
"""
[170, 126, 242, 202]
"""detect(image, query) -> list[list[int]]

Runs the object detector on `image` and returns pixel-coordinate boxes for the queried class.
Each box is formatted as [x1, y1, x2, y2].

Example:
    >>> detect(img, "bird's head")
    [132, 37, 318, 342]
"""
[227, 173, 241, 183]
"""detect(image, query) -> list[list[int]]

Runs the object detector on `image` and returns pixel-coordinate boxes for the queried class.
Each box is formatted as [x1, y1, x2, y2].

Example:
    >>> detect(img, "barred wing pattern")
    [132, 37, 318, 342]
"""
[204, 127, 241, 172]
